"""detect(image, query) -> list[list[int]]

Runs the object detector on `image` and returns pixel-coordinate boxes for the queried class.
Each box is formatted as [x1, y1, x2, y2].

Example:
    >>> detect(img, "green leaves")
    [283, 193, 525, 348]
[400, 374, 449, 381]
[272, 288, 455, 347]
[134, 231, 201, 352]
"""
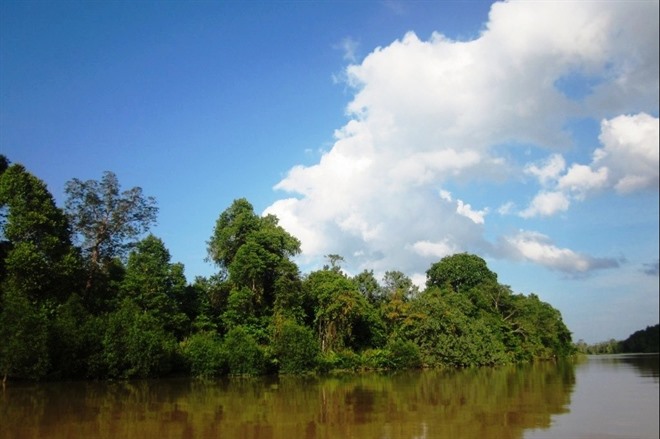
[64, 171, 158, 265]
[0, 163, 81, 303]
[426, 253, 498, 293]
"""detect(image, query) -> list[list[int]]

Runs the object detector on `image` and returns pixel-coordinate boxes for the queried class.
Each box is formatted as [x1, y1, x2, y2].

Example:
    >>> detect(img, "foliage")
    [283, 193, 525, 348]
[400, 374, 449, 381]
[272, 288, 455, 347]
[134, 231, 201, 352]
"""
[64, 171, 158, 265]
[181, 331, 227, 378]
[386, 338, 422, 369]
[47, 294, 102, 379]
[576, 324, 659, 354]
[0, 162, 577, 382]
[426, 253, 497, 292]
[0, 163, 81, 303]
[101, 299, 177, 379]
[272, 319, 319, 373]
[0, 289, 50, 380]
[121, 235, 190, 338]
[620, 324, 659, 353]
[222, 326, 265, 375]
[64, 171, 157, 301]
[304, 269, 378, 352]
[207, 199, 301, 330]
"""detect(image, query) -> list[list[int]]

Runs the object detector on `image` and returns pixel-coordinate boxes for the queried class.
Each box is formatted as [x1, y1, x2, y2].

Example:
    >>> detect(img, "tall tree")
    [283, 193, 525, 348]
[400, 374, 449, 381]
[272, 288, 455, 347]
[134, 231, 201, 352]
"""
[0, 160, 79, 381]
[426, 253, 498, 293]
[64, 171, 157, 291]
[304, 269, 373, 352]
[207, 199, 301, 319]
[121, 234, 189, 338]
[207, 198, 260, 275]
[0, 163, 80, 302]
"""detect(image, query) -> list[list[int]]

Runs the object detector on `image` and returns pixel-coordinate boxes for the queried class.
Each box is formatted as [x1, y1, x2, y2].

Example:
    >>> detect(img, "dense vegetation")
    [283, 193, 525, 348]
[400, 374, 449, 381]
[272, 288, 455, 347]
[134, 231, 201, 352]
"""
[575, 324, 659, 354]
[0, 156, 574, 381]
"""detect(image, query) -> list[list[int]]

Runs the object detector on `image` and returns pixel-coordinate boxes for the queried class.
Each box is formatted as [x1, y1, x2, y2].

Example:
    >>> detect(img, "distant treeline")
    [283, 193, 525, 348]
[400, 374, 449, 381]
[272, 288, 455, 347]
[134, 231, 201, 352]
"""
[0, 156, 575, 382]
[575, 324, 659, 355]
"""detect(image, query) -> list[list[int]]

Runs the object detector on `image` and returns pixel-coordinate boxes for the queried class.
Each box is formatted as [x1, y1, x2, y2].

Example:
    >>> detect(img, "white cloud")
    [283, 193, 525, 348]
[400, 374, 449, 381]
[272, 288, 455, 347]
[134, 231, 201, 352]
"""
[499, 230, 619, 274]
[335, 37, 360, 63]
[267, 0, 657, 277]
[524, 154, 566, 187]
[557, 164, 609, 199]
[498, 201, 515, 216]
[595, 113, 659, 193]
[519, 191, 570, 218]
[456, 200, 488, 224]
[521, 112, 658, 214]
[411, 239, 457, 259]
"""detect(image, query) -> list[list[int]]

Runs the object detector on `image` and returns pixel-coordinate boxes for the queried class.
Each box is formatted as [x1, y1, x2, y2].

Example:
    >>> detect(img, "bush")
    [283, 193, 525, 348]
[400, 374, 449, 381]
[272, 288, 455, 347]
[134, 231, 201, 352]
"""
[102, 299, 177, 379]
[360, 349, 392, 369]
[223, 326, 265, 375]
[386, 339, 422, 369]
[0, 289, 50, 380]
[181, 332, 226, 378]
[273, 320, 319, 374]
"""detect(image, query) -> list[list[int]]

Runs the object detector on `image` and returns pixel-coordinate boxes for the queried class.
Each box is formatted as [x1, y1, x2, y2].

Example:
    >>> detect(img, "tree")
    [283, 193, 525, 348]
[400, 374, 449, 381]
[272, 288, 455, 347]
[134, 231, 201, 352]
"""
[354, 269, 382, 305]
[102, 299, 176, 379]
[64, 171, 157, 292]
[121, 235, 189, 338]
[305, 269, 375, 352]
[620, 324, 660, 353]
[426, 253, 497, 293]
[207, 199, 301, 319]
[207, 198, 260, 274]
[272, 319, 319, 373]
[0, 163, 81, 303]
[0, 289, 50, 381]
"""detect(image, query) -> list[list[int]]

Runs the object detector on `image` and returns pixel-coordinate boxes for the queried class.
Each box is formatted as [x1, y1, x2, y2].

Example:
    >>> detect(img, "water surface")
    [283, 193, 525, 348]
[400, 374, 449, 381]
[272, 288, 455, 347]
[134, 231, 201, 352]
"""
[1, 354, 657, 439]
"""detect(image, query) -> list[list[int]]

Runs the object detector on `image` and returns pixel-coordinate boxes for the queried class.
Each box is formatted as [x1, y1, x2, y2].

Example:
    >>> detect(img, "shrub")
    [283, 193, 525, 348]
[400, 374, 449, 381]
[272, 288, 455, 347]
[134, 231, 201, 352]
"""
[223, 326, 265, 375]
[181, 332, 226, 378]
[387, 339, 422, 369]
[360, 348, 391, 369]
[273, 320, 319, 374]
[102, 299, 176, 379]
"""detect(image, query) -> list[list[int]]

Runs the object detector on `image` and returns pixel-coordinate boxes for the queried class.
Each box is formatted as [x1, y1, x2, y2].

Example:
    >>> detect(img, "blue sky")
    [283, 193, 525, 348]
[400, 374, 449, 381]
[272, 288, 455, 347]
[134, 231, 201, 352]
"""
[1, 0, 658, 344]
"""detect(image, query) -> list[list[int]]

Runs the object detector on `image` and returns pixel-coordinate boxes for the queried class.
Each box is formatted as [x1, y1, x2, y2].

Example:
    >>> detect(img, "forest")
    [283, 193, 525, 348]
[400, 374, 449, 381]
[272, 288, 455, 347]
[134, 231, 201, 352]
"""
[0, 155, 575, 381]
[575, 324, 659, 355]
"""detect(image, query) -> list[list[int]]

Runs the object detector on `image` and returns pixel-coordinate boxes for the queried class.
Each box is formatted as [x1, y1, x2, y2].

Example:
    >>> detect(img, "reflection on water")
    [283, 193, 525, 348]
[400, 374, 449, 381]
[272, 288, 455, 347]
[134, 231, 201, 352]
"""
[525, 354, 659, 439]
[1, 361, 575, 439]
[0, 356, 655, 439]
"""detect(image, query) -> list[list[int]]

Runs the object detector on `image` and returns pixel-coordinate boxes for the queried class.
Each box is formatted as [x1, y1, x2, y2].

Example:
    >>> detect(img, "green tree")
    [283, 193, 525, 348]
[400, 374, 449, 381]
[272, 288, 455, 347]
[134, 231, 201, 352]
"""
[102, 299, 176, 379]
[620, 324, 659, 353]
[0, 163, 81, 303]
[354, 269, 383, 305]
[0, 289, 50, 381]
[223, 326, 265, 375]
[426, 253, 498, 293]
[121, 234, 189, 338]
[64, 171, 157, 293]
[304, 268, 376, 352]
[207, 198, 261, 274]
[403, 288, 508, 367]
[181, 331, 226, 377]
[207, 199, 301, 330]
[272, 319, 319, 373]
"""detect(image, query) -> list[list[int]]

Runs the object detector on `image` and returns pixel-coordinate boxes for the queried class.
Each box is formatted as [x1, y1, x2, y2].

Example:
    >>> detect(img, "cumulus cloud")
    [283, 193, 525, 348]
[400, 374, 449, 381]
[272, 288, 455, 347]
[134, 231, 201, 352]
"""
[519, 191, 571, 218]
[520, 112, 658, 214]
[266, 0, 658, 277]
[498, 230, 619, 274]
[595, 113, 659, 193]
[525, 154, 566, 187]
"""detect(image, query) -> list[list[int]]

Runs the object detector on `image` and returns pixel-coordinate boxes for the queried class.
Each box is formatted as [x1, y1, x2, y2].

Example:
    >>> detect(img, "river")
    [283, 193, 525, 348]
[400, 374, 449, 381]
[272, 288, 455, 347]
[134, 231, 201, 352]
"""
[1, 354, 657, 439]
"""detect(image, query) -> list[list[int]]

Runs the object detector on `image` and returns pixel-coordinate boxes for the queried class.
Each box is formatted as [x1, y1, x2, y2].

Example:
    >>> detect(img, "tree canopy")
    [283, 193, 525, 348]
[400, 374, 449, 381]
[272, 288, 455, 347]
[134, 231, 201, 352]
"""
[0, 157, 577, 381]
